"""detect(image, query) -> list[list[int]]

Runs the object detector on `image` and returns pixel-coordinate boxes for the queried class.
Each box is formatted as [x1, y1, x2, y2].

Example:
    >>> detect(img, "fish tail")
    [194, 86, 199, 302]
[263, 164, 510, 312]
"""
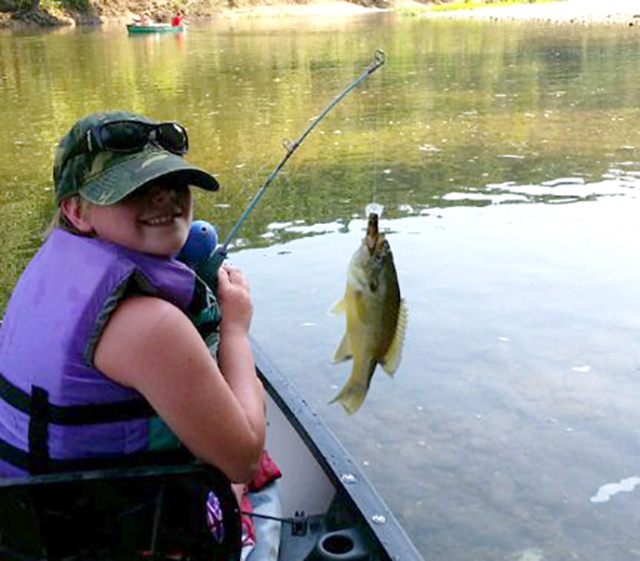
[330, 381, 369, 415]
[330, 360, 374, 415]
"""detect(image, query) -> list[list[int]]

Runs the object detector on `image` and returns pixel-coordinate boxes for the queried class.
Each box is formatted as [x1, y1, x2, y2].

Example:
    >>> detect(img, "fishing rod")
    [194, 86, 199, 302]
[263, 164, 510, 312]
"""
[179, 50, 386, 285]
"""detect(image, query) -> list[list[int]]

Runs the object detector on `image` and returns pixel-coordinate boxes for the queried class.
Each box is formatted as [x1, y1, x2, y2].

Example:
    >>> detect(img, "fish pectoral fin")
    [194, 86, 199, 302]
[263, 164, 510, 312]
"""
[332, 334, 352, 363]
[381, 299, 408, 376]
[329, 297, 347, 315]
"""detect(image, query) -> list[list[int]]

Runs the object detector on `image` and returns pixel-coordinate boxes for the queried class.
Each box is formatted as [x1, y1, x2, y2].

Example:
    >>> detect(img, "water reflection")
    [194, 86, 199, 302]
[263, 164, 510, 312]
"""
[442, 172, 640, 206]
[2, 13, 640, 561]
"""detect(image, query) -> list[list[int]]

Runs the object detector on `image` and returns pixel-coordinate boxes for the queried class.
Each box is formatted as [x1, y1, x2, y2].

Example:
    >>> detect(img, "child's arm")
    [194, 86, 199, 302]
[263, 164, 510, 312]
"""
[93, 266, 265, 484]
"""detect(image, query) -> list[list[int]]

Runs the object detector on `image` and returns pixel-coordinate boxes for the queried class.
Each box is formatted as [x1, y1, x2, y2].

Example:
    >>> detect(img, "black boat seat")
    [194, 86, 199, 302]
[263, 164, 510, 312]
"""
[0, 463, 241, 561]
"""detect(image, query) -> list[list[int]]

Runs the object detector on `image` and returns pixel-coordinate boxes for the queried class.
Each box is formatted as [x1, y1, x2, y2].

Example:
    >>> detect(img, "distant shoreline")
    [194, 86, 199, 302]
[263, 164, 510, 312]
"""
[1, 1, 380, 29]
[3, 0, 640, 29]
[422, 0, 640, 26]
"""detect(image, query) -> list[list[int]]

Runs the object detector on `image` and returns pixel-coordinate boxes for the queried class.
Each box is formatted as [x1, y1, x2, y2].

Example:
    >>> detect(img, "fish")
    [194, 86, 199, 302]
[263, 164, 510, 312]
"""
[330, 210, 408, 414]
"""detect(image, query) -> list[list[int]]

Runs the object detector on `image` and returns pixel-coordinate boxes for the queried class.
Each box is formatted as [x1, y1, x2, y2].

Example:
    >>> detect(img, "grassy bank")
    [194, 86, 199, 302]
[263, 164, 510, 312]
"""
[426, 0, 555, 12]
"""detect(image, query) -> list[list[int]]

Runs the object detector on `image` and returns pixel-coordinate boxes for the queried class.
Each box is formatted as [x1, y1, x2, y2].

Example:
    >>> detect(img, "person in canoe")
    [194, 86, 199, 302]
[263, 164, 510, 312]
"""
[0, 111, 267, 547]
[172, 10, 184, 27]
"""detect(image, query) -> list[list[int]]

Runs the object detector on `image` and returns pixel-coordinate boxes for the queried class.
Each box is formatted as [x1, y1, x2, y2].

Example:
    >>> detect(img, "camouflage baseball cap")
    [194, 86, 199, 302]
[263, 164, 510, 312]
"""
[53, 111, 219, 205]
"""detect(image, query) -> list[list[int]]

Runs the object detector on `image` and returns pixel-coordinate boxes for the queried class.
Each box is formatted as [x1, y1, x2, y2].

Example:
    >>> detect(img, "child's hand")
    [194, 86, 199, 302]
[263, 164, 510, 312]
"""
[216, 264, 252, 336]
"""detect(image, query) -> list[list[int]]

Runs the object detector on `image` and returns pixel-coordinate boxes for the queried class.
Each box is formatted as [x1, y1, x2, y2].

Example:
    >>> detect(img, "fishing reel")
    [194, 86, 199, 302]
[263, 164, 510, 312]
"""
[177, 220, 226, 293]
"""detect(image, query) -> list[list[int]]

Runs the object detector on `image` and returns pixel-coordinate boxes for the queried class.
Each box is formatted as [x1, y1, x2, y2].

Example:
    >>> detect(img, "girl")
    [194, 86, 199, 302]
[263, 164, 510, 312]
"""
[0, 111, 266, 487]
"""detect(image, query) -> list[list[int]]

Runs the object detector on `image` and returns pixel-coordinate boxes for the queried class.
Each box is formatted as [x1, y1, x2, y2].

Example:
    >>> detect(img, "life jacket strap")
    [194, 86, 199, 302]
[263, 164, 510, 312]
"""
[0, 371, 155, 425]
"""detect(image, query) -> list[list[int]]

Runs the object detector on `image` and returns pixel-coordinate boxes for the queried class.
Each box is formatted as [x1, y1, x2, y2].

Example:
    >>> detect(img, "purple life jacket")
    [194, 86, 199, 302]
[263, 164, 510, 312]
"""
[0, 228, 204, 477]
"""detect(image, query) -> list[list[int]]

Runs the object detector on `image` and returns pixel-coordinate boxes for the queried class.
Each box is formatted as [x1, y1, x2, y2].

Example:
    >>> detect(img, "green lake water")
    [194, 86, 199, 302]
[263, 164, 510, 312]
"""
[3, 11, 640, 560]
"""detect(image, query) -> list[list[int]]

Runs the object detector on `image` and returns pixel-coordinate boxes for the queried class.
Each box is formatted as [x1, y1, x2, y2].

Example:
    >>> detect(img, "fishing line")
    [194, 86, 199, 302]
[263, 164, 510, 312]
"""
[220, 49, 386, 254]
[370, 50, 383, 214]
[181, 50, 386, 279]
[364, 51, 385, 221]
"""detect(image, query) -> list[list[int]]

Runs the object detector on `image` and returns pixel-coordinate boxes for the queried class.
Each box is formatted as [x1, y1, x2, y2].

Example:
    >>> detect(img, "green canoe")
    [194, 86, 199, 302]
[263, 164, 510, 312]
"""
[127, 23, 186, 34]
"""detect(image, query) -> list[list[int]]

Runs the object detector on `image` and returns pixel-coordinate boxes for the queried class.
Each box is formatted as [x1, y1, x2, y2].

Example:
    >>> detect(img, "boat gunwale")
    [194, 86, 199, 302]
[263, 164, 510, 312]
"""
[252, 339, 425, 561]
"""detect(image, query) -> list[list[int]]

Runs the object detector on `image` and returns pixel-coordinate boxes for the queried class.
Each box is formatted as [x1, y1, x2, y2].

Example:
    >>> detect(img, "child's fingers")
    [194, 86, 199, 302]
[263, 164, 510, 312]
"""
[221, 264, 249, 289]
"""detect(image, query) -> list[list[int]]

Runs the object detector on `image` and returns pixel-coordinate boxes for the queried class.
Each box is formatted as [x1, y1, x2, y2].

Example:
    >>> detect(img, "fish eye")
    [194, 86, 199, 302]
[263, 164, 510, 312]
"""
[374, 248, 387, 264]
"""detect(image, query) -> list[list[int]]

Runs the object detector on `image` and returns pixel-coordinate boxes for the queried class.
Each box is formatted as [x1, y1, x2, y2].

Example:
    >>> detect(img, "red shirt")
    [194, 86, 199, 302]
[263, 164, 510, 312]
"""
[171, 14, 182, 26]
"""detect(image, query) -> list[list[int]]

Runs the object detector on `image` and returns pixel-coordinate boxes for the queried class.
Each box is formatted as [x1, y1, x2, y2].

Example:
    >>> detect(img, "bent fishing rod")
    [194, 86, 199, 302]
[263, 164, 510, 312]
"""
[179, 50, 386, 283]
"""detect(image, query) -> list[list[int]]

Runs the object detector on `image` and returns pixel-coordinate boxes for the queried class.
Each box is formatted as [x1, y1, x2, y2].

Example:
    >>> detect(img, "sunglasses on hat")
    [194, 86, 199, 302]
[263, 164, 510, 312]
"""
[66, 120, 189, 163]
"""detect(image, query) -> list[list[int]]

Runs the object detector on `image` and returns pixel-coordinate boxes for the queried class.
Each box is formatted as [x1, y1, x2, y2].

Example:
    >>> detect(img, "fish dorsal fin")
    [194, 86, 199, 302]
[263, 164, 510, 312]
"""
[381, 299, 408, 376]
[329, 297, 347, 315]
[332, 333, 352, 363]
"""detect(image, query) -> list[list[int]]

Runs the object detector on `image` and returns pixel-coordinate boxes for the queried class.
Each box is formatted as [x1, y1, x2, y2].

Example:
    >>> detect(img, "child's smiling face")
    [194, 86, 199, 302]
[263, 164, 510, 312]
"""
[84, 178, 193, 257]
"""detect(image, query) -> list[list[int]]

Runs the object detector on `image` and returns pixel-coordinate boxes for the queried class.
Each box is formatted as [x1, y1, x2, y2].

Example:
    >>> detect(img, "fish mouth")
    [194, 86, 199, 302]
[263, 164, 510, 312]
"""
[366, 212, 379, 251]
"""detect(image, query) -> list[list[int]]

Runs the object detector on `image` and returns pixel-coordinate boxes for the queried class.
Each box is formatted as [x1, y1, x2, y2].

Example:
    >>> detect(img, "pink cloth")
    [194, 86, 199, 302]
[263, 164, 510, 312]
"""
[241, 450, 283, 548]
[250, 450, 283, 492]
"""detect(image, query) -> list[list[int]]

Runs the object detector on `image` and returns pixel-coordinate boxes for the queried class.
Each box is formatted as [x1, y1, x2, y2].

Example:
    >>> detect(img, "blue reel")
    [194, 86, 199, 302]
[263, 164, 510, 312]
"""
[178, 220, 219, 266]
[178, 220, 226, 291]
